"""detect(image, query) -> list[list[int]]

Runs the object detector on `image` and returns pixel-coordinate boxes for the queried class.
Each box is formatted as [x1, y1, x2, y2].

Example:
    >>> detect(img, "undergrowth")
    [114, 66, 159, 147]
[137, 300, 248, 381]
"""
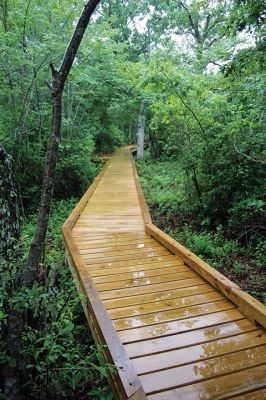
[137, 156, 266, 304]
[0, 199, 113, 400]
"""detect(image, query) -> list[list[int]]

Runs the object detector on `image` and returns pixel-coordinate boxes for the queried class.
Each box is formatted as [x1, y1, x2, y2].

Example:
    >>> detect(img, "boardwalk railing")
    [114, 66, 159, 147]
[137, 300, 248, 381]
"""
[145, 224, 266, 329]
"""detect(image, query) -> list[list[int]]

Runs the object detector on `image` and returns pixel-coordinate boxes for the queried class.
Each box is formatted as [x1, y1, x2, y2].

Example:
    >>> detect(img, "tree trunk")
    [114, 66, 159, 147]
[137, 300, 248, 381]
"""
[4, 308, 24, 400]
[0, 144, 22, 400]
[23, 87, 62, 286]
[25, 0, 101, 287]
[192, 166, 202, 200]
[137, 101, 145, 160]
[149, 131, 160, 158]
[3, 2, 101, 398]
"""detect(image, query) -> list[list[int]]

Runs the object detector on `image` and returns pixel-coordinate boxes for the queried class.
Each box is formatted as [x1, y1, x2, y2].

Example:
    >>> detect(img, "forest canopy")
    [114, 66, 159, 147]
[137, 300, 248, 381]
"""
[0, 0, 265, 399]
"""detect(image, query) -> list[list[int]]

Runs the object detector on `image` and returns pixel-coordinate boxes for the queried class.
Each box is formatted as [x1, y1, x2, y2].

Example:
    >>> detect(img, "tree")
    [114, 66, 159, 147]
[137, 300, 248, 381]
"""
[149, 0, 238, 71]
[137, 100, 145, 159]
[2, 1, 101, 398]
[231, 0, 266, 32]
[24, 0, 101, 287]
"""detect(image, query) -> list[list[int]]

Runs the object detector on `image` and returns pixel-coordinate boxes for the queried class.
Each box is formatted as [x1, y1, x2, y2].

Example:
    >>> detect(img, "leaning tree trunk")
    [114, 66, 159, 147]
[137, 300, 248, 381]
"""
[3, 2, 101, 399]
[24, 0, 101, 287]
[23, 86, 63, 287]
[0, 144, 22, 400]
[136, 101, 145, 160]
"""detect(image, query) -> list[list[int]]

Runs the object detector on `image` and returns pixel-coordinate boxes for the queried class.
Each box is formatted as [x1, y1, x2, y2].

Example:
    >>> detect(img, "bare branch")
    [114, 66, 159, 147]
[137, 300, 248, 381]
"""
[45, 80, 52, 91]
[233, 134, 266, 165]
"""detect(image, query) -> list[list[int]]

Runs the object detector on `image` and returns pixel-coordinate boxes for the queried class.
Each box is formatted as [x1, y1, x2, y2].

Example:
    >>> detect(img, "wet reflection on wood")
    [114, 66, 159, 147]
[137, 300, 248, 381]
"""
[108, 290, 219, 319]
[132, 330, 266, 374]
[119, 310, 245, 343]
[64, 147, 266, 400]
[148, 365, 266, 399]
[140, 346, 266, 394]
[125, 319, 258, 358]
[114, 300, 235, 330]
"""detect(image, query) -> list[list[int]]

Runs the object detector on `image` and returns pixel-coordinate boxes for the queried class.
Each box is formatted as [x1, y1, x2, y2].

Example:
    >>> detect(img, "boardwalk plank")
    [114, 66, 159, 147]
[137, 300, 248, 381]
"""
[125, 319, 258, 358]
[113, 300, 235, 331]
[89, 260, 185, 277]
[132, 330, 266, 374]
[147, 365, 266, 399]
[107, 291, 220, 319]
[140, 346, 266, 394]
[95, 271, 197, 292]
[118, 309, 245, 343]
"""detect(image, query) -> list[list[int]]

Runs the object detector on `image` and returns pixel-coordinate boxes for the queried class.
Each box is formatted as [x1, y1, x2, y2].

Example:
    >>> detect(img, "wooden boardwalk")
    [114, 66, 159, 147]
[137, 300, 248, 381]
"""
[62, 146, 266, 400]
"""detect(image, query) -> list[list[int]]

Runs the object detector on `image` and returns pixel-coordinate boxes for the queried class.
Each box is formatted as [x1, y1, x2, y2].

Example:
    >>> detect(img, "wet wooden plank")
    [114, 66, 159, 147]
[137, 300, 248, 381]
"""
[99, 277, 205, 301]
[140, 346, 266, 394]
[119, 309, 244, 343]
[74, 233, 149, 242]
[84, 255, 178, 271]
[108, 291, 221, 319]
[103, 283, 211, 310]
[113, 300, 235, 331]
[91, 263, 188, 281]
[79, 244, 163, 257]
[92, 265, 190, 284]
[132, 330, 266, 374]
[76, 238, 157, 249]
[230, 388, 266, 399]
[75, 233, 155, 241]
[78, 241, 161, 252]
[147, 365, 266, 399]
[75, 221, 143, 227]
[81, 248, 171, 264]
[95, 271, 197, 292]
[72, 228, 145, 234]
[125, 319, 258, 358]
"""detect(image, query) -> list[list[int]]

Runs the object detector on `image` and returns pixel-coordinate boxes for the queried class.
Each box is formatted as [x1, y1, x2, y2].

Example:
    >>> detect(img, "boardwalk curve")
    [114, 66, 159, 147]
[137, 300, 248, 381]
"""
[62, 146, 266, 399]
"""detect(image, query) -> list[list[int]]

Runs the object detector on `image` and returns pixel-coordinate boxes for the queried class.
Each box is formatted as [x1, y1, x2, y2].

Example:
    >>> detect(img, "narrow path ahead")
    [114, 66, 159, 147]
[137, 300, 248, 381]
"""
[72, 149, 145, 236]
[63, 147, 266, 400]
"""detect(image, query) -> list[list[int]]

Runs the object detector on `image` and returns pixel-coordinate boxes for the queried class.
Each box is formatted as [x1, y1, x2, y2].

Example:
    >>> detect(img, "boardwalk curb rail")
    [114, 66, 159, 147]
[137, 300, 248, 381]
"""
[145, 224, 266, 329]
[62, 146, 266, 400]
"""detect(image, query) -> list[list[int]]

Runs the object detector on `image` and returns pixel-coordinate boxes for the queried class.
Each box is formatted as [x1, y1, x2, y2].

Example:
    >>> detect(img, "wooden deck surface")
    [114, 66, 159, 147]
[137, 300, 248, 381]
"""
[63, 147, 266, 399]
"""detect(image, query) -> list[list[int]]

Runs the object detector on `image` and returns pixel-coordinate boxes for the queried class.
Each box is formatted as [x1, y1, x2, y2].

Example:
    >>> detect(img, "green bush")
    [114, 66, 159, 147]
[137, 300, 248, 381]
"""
[137, 158, 265, 303]
[0, 199, 113, 399]
[173, 224, 240, 270]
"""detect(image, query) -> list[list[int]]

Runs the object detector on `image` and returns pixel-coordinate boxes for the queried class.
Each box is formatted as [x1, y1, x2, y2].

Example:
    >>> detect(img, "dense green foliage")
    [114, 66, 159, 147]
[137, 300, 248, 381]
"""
[136, 44, 266, 241]
[0, 199, 113, 399]
[138, 157, 266, 303]
[0, 2, 139, 210]
[0, 0, 265, 398]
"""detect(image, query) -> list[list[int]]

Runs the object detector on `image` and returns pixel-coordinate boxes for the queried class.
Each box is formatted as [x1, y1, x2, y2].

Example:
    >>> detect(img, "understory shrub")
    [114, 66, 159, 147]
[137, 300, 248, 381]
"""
[0, 199, 113, 399]
[137, 158, 266, 303]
